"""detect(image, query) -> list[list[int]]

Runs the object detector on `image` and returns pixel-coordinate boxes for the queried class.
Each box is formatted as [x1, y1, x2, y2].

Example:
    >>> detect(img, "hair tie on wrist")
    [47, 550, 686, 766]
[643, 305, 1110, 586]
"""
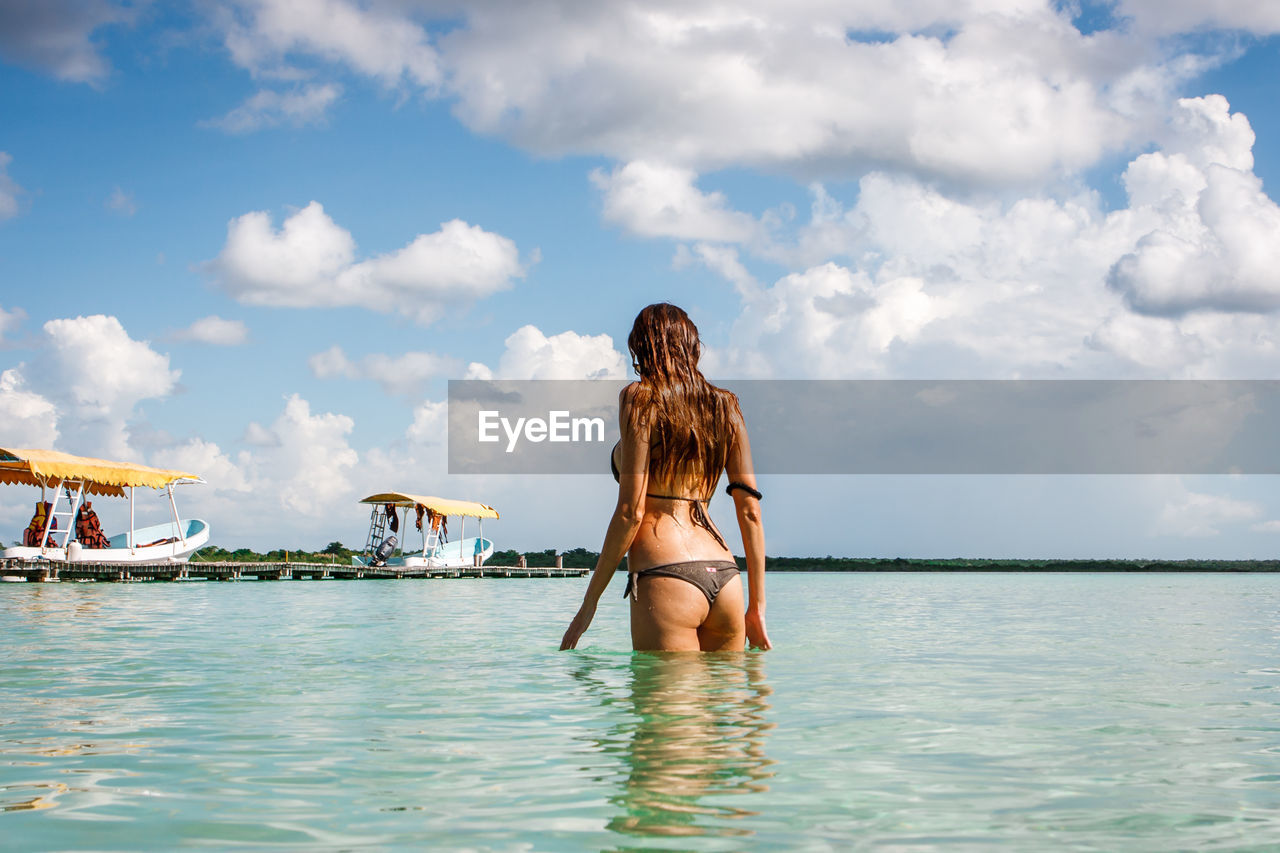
[725, 482, 763, 500]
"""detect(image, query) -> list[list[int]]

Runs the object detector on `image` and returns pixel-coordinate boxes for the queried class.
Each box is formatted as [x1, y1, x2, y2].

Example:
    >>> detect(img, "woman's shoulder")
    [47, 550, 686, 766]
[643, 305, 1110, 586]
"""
[618, 381, 644, 411]
[619, 381, 651, 429]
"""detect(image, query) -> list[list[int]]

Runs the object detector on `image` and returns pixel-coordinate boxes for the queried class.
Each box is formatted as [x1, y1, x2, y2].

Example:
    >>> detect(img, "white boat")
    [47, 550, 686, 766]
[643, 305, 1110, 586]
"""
[354, 492, 498, 569]
[1, 447, 209, 564]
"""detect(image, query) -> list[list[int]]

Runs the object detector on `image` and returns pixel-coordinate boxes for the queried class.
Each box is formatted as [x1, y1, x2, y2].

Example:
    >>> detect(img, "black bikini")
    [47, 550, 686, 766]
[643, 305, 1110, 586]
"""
[610, 441, 759, 602]
[622, 560, 740, 603]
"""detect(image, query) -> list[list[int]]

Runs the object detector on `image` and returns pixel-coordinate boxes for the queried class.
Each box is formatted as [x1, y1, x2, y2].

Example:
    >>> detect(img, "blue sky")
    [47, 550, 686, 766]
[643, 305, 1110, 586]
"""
[4, 0, 1280, 557]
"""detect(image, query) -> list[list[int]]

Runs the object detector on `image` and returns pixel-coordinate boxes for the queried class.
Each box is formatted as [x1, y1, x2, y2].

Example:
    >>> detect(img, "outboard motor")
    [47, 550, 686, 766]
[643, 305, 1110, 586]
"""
[370, 535, 397, 567]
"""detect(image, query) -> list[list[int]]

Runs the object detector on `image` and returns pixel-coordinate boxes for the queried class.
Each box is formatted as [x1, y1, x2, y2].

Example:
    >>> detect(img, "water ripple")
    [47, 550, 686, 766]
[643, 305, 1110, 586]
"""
[3, 575, 1280, 849]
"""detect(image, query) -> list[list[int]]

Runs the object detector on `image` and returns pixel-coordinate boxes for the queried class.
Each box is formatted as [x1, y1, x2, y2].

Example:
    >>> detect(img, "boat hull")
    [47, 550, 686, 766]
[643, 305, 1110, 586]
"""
[354, 536, 494, 569]
[3, 519, 210, 564]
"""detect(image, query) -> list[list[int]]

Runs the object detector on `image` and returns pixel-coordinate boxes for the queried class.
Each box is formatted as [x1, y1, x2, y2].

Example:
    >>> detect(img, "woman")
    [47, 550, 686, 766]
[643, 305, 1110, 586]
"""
[560, 303, 771, 652]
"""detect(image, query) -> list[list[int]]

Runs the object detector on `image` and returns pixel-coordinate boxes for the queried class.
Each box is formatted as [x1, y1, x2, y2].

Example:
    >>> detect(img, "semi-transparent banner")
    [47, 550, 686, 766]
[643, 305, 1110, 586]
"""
[447, 379, 1280, 474]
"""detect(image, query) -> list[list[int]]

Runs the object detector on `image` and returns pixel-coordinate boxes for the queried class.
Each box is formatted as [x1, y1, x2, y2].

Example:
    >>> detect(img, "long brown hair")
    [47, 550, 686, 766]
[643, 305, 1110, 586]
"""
[627, 303, 740, 494]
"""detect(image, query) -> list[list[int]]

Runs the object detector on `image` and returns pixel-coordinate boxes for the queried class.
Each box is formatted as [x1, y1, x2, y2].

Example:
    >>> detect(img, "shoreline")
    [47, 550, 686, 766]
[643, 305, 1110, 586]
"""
[4, 556, 1280, 584]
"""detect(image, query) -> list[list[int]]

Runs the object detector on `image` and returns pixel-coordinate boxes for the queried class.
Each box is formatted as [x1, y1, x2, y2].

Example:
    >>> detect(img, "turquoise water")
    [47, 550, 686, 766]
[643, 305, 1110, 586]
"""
[3, 573, 1280, 851]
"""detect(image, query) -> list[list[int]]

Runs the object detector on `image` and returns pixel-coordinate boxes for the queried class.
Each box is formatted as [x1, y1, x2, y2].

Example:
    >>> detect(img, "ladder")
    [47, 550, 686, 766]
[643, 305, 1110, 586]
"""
[43, 481, 84, 550]
[364, 505, 391, 554]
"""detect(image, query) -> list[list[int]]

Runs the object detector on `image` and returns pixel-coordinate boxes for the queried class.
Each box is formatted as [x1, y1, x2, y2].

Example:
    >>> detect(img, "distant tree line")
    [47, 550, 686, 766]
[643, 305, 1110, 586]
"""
[190, 541, 355, 563]
[188, 545, 1280, 571]
[488, 547, 599, 568]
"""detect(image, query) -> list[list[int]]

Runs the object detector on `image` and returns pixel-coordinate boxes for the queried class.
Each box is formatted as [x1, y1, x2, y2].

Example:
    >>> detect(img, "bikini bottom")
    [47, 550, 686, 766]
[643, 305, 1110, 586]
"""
[623, 560, 740, 604]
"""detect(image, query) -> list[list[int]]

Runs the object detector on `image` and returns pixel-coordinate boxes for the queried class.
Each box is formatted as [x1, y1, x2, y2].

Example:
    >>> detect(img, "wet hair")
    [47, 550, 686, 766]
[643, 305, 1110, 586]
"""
[626, 303, 741, 493]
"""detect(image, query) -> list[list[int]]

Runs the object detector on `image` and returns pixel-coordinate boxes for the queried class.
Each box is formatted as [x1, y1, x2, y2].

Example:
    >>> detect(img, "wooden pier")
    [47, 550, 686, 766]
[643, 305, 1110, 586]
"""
[0, 559, 588, 583]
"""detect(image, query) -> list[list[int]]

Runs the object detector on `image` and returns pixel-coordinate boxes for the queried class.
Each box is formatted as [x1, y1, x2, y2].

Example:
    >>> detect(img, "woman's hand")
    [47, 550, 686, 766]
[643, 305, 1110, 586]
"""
[745, 606, 772, 650]
[560, 602, 597, 650]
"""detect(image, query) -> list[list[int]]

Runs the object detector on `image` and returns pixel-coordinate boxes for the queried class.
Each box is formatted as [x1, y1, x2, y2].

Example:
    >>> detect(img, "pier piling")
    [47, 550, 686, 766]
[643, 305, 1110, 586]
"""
[0, 559, 588, 583]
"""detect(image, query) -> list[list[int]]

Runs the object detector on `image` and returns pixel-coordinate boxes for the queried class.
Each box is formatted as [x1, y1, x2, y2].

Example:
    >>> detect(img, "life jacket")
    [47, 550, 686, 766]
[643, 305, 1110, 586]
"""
[24, 502, 56, 547]
[75, 501, 110, 549]
[427, 509, 448, 541]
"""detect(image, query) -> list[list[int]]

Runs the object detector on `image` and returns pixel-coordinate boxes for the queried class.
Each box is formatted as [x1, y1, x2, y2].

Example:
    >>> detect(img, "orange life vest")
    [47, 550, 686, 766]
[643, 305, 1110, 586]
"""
[24, 502, 56, 547]
[75, 501, 110, 549]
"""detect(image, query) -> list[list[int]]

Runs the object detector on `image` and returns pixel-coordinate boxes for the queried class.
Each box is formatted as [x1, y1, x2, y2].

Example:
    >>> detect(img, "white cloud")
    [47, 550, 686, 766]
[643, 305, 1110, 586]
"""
[1107, 96, 1280, 316]
[440, 2, 1184, 186]
[151, 438, 252, 493]
[308, 345, 458, 395]
[0, 368, 58, 448]
[463, 362, 494, 380]
[675, 243, 762, 300]
[1115, 0, 1280, 35]
[1161, 94, 1256, 172]
[308, 344, 352, 379]
[29, 315, 179, 457]
[405, 400, 448, 445]
[104, 186, 135, 216]
[242, 421, 280, 447]
[209, 201, 526, 325]
[0, 152, 23, 220]
[693, 168, 1138, 377]
[173, 315, 249, 346]
[142, 396, 362, 547]
[0, 0, 127, 84]
[483, 325, 629, 380]
[671, 92, 1280, 379]
[214, 200, 354, 293]
[240, 394, 359, 515]
[592, 161, 760, 242]
[219, 0, 439, 88]
[1251, 519, 1280, 533]
[203, 83, 342, 133]
[197, 2, 1249, 186]
[39, 315, 178, 419]
[1084, 312, 1206, 371]
[192, 1, 1280, 196]
[705, 263, 946, 377]
[0, 304, 25, 342]
[1154, 482, 1262, 537]
[0, 314, 177, 457]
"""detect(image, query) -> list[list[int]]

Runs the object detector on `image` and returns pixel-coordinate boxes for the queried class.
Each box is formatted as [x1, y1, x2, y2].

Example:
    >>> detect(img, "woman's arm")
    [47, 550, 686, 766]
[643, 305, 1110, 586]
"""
[726, 405, 772, 650]
[560, 385, 650, 650]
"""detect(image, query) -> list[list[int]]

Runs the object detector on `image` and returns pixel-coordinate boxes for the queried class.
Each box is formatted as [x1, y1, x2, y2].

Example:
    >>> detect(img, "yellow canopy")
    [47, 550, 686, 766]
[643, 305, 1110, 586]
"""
[360, 492, 500, 519]
[0, 447, 204, 498]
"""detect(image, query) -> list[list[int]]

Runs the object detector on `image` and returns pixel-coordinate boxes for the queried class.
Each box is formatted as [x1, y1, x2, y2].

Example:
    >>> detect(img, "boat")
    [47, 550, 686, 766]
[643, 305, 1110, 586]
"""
[354, 492, 498, 569]
[1, 447, 209, 563]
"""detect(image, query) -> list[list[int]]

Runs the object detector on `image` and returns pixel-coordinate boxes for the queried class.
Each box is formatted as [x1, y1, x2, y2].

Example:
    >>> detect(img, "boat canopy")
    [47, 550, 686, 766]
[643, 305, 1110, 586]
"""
[359, 492, 500, 519]
[0, 447, 203, 498]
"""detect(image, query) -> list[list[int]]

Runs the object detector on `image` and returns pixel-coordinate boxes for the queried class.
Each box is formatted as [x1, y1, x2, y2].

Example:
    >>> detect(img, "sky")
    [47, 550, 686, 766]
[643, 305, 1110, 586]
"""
[4, 0, 1280, 557]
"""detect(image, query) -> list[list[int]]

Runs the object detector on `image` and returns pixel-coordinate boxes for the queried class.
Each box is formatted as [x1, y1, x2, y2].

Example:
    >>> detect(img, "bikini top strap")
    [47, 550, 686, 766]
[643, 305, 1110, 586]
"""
[645, 492, 710, 502]
[690, 500, 728, 551]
